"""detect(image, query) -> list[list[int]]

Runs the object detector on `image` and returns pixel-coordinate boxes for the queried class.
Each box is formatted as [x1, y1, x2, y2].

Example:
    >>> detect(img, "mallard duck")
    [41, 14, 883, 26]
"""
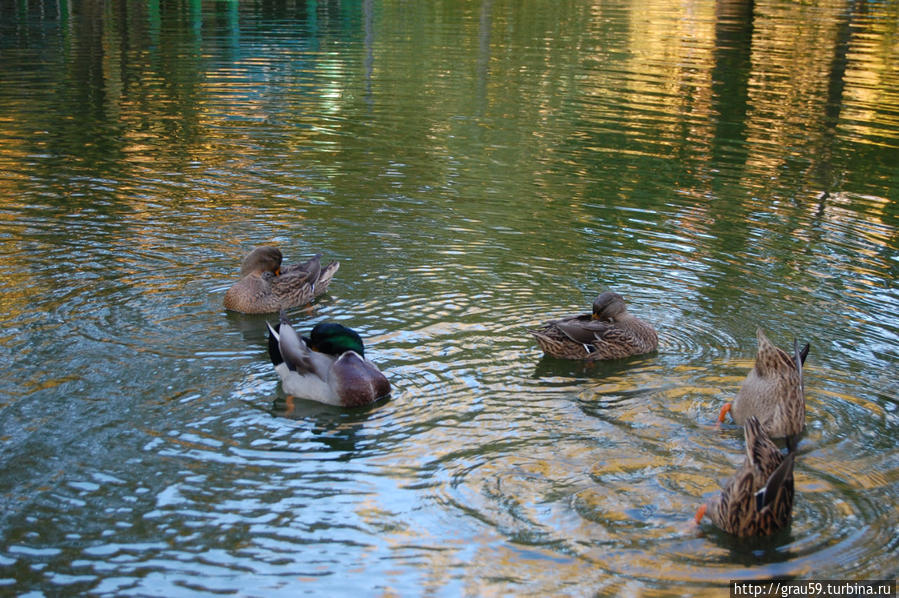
[266, 312, 390, 407]
[718, 328, 808, 451]
[695, 415, 796, 537]
[530, 291, 658, 360]
[224, 246, 339, 314]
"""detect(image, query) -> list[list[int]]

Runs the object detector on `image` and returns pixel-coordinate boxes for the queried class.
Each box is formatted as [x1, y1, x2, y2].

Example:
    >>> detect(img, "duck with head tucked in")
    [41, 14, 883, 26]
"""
[696, 415, 796, 537]
[530, 291, 658, 361]
[267, 312, 390, 408]
[718, 328, 808, 452]
[224, 246, 339, 314]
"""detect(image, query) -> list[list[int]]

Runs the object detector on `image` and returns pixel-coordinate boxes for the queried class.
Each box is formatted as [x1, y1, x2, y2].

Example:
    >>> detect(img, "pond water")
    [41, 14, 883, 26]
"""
[1, 0, 897, 595]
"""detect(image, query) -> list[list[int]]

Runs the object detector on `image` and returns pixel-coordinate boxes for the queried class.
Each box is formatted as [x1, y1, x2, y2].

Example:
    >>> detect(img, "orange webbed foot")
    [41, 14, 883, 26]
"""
[694, 503, 707, 525]
[716, 402, 732, 424]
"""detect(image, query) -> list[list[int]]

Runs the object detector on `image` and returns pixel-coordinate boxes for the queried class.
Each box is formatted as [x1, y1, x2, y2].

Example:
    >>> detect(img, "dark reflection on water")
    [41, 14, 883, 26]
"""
[1, 0, 897, 594]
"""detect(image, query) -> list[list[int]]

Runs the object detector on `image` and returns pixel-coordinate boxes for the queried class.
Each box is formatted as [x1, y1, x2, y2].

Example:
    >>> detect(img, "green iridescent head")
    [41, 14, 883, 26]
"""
[309, 322, 365, 357]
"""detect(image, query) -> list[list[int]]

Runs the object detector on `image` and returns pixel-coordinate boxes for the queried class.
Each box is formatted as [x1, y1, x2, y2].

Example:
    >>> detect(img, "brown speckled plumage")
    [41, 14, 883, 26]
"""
[698, 416, 795, 537]
[224, 246, 339, 314]
[530, 291, 658, 360]
[720, 328, 807, 449]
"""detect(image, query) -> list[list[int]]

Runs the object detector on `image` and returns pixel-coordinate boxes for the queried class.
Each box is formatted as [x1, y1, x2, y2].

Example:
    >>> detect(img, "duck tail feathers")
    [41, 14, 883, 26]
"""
[798, 341, 810, 365]
[793, 339, 806, 395]
[267, 321, 283, 367]
[755, 452, 795, 512]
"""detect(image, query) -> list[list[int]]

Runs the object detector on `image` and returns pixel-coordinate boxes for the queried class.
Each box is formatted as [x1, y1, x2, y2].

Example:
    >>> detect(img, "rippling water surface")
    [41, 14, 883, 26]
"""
[1, 0, 897, 595]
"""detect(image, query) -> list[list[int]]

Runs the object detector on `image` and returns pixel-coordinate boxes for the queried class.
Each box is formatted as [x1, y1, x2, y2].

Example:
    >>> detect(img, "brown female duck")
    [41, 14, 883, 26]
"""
[223, 246, 339, 314]
[718, 328, 808, 451]
[530, 291, 658, 360]
[695, 415, 796, 537]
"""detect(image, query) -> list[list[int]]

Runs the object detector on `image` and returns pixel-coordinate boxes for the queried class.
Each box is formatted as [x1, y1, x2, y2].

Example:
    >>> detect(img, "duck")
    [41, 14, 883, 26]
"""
[266, 312, 390, 408]
[529, 291, 658, 360]
[695, 415, 796, 537]
[718, 328, 808, 452]
[224, 246, 339, 314]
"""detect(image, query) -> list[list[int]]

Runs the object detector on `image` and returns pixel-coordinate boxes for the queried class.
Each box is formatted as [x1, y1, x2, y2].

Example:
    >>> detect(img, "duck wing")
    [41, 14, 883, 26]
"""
[754, 452, 795, 512]
[313, 260, 340, 292]
[270, 272, 317, 308]
[280, 253, 322, 281]
[267, 314, 316, 374]
[784, 340, 809, 453]
[554, 317, 614, 345]
[276, 254, 340, 300]
[592, 325, 642, 346]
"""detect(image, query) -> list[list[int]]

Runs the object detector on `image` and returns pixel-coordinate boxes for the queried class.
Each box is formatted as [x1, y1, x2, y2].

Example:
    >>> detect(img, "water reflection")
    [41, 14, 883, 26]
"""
[1, 0, 897, 595]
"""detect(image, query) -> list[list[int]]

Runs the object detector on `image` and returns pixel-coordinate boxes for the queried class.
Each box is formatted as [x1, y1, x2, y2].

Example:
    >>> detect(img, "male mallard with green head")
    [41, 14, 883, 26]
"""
[530, 291, 658, 360]
[267, 312, 390, 408]
[718, 328, 808, 451]
[224, 246, 339, 314]
[695, 415, 796, 537]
